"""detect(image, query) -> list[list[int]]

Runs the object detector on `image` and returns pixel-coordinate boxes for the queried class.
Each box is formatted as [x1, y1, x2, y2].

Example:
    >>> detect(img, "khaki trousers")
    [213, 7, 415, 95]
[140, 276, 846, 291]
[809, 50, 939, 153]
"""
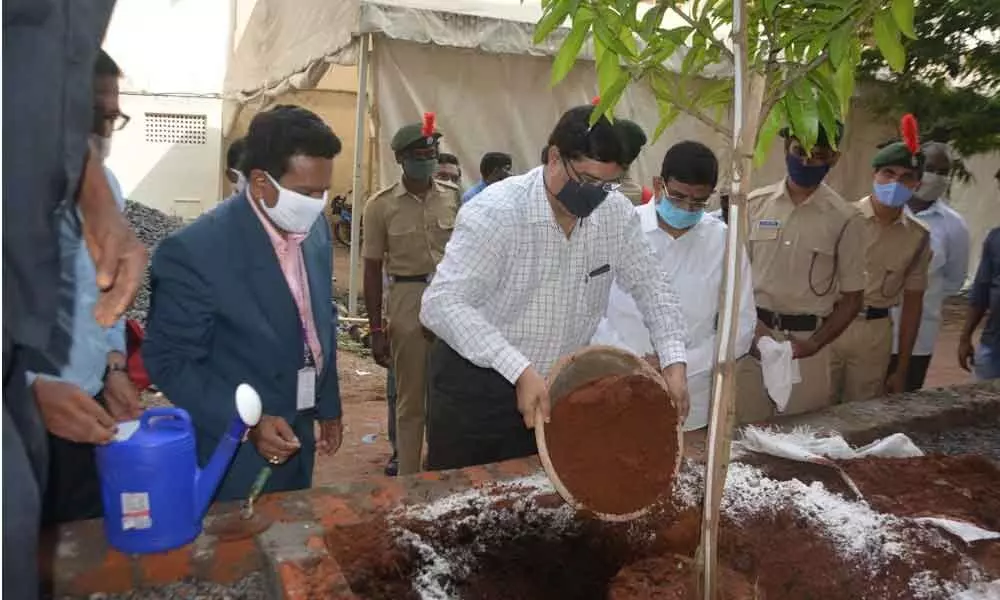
[735, 328, 834, 425]
[387, 281, 431, 476]
[829, 317, 893, 404]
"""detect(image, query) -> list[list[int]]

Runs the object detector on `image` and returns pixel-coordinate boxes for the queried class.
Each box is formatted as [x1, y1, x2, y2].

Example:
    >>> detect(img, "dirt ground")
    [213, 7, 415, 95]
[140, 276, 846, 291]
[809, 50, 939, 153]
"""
[318, 249, 979, 484]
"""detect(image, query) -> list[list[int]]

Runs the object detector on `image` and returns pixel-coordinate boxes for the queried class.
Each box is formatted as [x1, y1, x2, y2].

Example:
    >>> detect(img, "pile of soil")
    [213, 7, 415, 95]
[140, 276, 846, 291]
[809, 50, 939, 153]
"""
[908, 416, 1000, 462]
[608, 554, 761, 600]
[544, 374, 679, 516]
[325, 520, 420, 600]
[840, 454, 1000, 530]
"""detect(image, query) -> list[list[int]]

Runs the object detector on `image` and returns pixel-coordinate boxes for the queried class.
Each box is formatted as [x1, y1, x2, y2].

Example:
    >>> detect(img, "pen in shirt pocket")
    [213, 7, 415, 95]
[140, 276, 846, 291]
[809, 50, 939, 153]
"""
[586, 263, 611, 282]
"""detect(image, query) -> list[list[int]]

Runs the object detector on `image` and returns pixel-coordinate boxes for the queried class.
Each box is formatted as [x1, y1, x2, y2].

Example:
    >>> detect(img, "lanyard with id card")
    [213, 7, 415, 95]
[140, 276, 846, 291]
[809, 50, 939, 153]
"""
[297, 324, 317, 411]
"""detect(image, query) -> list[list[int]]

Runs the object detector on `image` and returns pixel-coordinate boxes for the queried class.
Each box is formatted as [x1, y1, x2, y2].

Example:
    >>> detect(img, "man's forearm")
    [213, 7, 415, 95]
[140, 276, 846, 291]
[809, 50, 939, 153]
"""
[811, 292, 863, 349]
[362, 260, 385, 330]
[896, 292, 923, 372]
[961, 306, 987, 340]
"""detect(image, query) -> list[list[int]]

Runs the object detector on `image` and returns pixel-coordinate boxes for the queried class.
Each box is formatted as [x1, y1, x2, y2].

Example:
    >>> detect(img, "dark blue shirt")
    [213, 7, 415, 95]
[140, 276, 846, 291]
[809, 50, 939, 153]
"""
[970, 227, 1000, 349]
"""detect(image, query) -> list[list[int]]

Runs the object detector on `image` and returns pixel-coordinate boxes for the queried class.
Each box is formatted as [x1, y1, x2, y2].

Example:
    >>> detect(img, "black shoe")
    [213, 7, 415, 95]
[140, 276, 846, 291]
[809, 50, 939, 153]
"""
[384, 456, 398, 477]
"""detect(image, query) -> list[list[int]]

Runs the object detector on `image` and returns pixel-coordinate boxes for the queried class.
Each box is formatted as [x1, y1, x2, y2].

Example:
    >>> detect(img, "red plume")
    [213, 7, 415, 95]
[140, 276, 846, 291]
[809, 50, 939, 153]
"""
[421, 112, 436, 137]
[591, 95, 601, 106]
[901, 113, 919, 155]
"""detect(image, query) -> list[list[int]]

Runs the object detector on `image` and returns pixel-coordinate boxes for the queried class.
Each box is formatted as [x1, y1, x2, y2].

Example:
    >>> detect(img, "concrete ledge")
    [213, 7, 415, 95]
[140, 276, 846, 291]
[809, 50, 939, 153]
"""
[42, 381, 1000, 598]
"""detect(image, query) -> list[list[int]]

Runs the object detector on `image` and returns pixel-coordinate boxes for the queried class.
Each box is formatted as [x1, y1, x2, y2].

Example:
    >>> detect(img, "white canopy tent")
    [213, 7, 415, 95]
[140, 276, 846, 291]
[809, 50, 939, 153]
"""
[227, 0, 999, 313]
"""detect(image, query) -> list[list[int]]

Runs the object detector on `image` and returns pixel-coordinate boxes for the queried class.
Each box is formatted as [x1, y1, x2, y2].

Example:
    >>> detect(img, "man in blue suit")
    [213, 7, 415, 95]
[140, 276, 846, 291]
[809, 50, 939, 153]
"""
[143, 105, 344, 501]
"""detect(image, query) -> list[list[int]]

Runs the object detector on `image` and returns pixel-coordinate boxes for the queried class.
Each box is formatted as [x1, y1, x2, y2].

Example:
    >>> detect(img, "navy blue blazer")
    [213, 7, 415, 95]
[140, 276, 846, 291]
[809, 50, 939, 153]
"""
[142, 194, 341, 495]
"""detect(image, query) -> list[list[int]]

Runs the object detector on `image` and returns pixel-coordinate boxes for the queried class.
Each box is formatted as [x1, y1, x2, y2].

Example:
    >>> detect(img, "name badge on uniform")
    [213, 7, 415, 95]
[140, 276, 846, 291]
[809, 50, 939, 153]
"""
[757, 219, 781, 229]
[296, 367, 317, 411]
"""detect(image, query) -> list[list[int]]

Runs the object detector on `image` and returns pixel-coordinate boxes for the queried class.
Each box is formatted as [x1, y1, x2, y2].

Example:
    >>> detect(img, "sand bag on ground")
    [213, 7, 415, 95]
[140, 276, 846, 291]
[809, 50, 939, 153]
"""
[538, 345, 682, 521]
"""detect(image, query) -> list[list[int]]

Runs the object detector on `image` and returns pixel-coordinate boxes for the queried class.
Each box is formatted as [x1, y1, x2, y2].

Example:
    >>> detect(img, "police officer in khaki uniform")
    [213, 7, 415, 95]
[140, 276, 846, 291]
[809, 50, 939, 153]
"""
[362, 115, 460, 476]
[737, 123, 867, 423]
[829, 138, 931, 403]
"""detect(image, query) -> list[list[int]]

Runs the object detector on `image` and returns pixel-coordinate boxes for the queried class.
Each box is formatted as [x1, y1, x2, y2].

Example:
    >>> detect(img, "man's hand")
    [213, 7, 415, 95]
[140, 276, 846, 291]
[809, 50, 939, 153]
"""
[371, 330, 391, 369]
[883, 369, 906, 396]
[104, 370, 143, 422]
[790, 337, 820, 360]
[958, 335, 975, 372]
[78, 146, 147, 327]
[316, 418, 343, 456]
[248, 415, 301, 464]
[661, 363, 690, 422]
[33, 379, 117, 444]
[515, 367, 550, 429]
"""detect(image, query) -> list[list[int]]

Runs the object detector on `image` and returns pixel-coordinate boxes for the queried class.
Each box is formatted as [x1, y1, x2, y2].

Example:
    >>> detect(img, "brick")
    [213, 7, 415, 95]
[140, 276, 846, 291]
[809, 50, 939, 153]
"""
[367, 479, 405, 511]
[276, 557, 355, 600]
[493, 456, 540, 479]
[208, 538, 262, 584]
[137, 545, 193, 587]
[311, 495, 363, 530]
[462, 465, 494, 487]
[70, 549, 135, 595]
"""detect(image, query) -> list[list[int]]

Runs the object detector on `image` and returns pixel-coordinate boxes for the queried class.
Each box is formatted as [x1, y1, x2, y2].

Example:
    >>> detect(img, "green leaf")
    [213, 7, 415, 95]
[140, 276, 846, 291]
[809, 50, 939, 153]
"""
[662, 26, 694, 45]
[873, 11, 906, 72]
[762, 0, 778, 18]
[890, 0, 916, 40]
[640, 4, 668, 38]
[591, 70, 631, 125]
[533, 0, 574, 45]
[828, 25, 851, 67]
[593, 19, 634, 60]
[754, 106, 784, 166]
[653, 100, 681, 141]
[596, 38, 623, 91]
[786, 80, 820, 152]
[550, 15, 591, 85]
[834, 47, 857, 113]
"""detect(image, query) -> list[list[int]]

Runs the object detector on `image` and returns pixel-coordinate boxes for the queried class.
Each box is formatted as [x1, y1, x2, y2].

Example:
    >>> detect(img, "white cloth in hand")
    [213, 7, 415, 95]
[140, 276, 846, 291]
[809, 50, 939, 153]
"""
[756, 336, 800, 412]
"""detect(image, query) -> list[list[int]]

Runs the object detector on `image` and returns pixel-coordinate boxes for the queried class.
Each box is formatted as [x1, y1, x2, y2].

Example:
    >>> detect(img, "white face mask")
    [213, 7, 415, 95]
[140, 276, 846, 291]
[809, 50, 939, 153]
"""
[91, 134, 112, 162]
[259, 173, 327, 234]
[914, 172, 950, 202]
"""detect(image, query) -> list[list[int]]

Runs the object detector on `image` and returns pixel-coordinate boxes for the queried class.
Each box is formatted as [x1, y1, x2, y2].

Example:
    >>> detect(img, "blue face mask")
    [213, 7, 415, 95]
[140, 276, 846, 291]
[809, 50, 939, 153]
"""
[656, 196, 703, 230]
[785, 153, 830, 188]
[873, 181, 913, 208]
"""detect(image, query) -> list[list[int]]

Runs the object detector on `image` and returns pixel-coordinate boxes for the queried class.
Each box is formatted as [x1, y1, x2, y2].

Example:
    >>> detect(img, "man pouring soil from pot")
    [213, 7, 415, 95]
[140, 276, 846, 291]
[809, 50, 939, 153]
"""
[419, 105, 690, 471]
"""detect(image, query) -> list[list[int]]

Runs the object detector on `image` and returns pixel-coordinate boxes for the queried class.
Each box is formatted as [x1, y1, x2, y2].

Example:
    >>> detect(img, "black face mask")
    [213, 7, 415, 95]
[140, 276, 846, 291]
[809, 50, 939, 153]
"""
[555, 162, 611, 218]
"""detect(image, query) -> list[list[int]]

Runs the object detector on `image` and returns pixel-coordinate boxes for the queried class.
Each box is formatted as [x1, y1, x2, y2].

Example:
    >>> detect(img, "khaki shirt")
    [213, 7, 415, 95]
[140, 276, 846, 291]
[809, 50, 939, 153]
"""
[747, 179, 866, 317]
[857, 197, 931, 308]
[362, 179, 460, 276]
[619, 175, 644, 206]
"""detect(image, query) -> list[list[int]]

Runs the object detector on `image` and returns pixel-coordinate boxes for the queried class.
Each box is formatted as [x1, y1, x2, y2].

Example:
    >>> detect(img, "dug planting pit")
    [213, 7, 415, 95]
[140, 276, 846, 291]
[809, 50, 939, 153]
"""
[323, 457, 1000, 599]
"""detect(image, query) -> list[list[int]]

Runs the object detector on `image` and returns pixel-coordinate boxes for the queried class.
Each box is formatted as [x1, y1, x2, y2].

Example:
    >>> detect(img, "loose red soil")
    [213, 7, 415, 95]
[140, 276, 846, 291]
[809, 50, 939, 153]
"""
[840, 454, 1000, 531]
[544, 374, 679, 516]
[609, 554, 761, 600]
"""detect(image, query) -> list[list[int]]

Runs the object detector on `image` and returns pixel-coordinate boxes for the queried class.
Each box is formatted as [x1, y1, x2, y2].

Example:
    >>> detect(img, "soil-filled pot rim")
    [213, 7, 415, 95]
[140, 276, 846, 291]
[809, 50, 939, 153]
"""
[535, 345, 683, 522]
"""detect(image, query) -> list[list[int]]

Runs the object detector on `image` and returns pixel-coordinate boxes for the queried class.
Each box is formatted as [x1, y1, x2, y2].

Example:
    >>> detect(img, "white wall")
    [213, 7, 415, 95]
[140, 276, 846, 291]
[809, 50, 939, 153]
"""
[102, 0, 231, 216]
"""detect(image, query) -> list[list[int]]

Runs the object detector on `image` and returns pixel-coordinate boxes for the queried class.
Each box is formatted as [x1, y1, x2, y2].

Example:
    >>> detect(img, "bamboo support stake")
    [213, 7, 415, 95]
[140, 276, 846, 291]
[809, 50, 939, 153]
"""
[697, 0, 764, 597]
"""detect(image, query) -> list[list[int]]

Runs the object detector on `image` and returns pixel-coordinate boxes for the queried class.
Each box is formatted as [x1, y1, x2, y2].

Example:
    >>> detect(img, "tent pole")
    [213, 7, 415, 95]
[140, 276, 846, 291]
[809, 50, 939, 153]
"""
[348, 34, 372, 317]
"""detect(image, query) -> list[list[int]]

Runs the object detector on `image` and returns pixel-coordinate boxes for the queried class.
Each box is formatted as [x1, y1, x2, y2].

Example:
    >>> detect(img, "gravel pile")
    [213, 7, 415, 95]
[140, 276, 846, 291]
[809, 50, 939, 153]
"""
[123, 200, 185, 325]
[58, 572, 267, 600]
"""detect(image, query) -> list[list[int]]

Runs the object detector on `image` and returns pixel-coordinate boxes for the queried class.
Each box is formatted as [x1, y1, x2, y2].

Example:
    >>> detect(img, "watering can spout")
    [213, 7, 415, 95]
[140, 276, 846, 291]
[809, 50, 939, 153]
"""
[194, 384, 262, 518]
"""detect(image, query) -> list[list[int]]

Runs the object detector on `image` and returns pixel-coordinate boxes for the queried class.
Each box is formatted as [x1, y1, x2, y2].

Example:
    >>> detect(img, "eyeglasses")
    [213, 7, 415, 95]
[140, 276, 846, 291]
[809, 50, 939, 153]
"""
[564, 159, 622, 192]
[94, 109, 130, 132]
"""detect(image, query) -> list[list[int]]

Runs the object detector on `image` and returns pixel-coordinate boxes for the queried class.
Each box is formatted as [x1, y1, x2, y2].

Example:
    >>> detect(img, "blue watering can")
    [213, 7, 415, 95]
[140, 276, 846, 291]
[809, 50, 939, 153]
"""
[95, 383, 263, 554]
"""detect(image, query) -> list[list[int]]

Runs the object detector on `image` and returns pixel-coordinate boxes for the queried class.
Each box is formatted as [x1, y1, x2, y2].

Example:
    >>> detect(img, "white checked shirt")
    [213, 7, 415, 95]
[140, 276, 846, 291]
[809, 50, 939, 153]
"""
[420, 166, 688, 384]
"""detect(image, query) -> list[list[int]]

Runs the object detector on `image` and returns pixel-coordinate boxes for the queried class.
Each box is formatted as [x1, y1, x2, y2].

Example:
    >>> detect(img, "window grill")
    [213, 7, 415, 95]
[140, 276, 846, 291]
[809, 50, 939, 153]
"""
[144, 112, 207, 145]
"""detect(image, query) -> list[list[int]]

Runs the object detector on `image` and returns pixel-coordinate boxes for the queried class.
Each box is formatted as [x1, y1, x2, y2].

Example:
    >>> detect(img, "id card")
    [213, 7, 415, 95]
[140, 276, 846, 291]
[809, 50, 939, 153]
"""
[296, 367, 317, 410]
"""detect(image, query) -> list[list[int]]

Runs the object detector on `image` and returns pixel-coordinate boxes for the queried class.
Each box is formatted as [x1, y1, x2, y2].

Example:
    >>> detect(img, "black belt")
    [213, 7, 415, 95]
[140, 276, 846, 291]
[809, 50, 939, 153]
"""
[757, 308, 819, 332]
[390, 274, 431, 283]
[863, 306, 890, 320]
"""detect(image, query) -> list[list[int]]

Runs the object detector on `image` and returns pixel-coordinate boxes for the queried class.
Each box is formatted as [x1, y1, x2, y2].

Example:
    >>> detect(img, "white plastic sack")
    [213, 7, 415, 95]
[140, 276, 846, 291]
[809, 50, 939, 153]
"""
[756, 336, 801, 412]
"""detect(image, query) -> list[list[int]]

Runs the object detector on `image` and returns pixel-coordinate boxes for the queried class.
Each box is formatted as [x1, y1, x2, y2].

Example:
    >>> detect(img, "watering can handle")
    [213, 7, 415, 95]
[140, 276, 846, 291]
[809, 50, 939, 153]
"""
[140, 407, 192, 429]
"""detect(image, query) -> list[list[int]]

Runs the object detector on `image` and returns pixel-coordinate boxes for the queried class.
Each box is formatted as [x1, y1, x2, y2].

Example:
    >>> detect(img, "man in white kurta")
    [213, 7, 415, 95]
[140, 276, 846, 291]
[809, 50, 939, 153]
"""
[592, 142, 756, 431]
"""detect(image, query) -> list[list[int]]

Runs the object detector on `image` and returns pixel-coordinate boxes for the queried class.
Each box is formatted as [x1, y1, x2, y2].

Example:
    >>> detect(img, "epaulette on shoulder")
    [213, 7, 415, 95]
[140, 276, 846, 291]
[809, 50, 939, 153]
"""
[367, 183, 397, 202]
